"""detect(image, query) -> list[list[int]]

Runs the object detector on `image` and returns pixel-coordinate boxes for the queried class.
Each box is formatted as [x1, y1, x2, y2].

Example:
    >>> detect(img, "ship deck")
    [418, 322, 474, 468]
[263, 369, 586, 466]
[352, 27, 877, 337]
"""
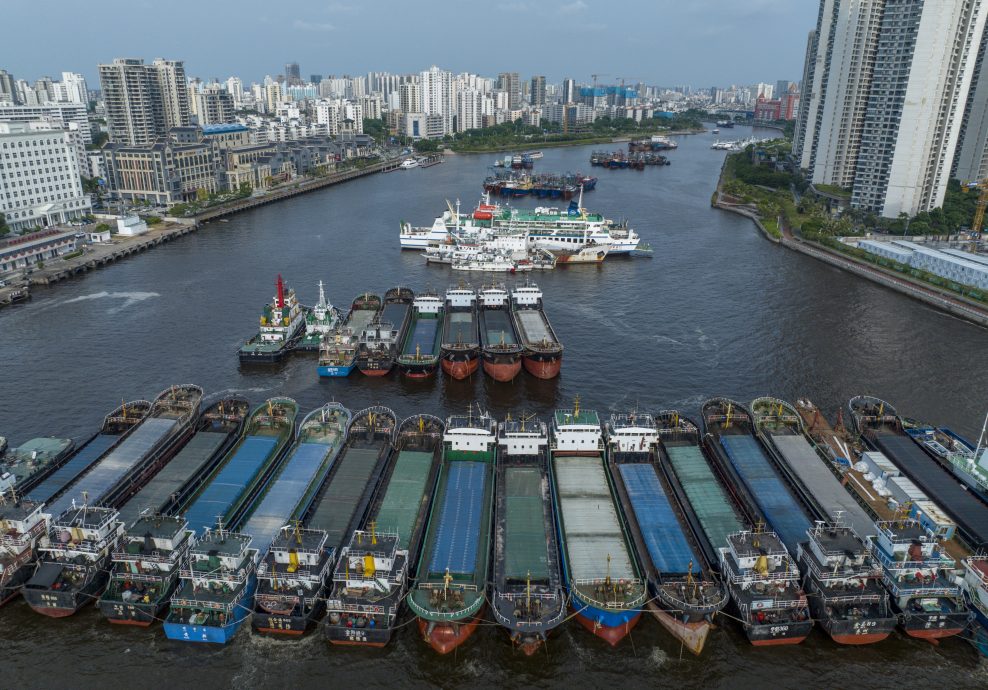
[306, 444, 382, 550]
[117, 431, 229, 526]
[443, 311, 478, 347]
[346, 308, 378, 333]
[25, 434, 118, 504]
[480, 310, 517, 346]
[47, 417, 178, 517]
[719, 435, 812, 553]
[373, 450, 434, 547]
[770, 433, 875, 538]
[618, 463, 700, 576]
[503, 466, 550, 582]
[553, 455, 634, 581]
[664, 445, 744, 555]
[381, 303, 410, 333]
[871, 432, 988, 549]
[241, 441, 335, 554]
[514, 310, 555, 345]
[402, 317, 439, 356]
[183, 435, 279, 534]
[426, 461, 487, 577]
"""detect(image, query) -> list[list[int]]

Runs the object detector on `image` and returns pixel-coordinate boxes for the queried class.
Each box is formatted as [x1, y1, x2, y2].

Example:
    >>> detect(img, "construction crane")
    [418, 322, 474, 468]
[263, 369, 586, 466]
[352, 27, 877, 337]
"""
[968, 178, 988, 237]
[591, 73, 609, 89]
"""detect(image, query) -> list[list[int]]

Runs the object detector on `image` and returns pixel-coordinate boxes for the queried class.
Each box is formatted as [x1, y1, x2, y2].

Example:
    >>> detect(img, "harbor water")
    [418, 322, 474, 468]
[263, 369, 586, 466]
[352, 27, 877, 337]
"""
[0, 126, 986, 687]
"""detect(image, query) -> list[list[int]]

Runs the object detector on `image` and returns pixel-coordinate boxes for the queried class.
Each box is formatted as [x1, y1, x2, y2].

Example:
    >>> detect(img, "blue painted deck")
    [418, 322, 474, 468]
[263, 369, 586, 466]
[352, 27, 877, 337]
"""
[404, 318, 438, 355]
[26, 434, 117, 504]
[183, 436, 279, 534]
[618, 463, 700, 575]
[428, 462, 486, 575]
[240, 442, 332, 554]
[720, 436, 812, 552]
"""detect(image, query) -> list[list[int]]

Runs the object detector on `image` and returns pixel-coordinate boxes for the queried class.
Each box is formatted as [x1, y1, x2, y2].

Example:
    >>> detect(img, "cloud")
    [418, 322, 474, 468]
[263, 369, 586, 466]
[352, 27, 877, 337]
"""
[496, 1, 529, 10]
[559, 0, 588, 13]
[293, 19, 336, 31]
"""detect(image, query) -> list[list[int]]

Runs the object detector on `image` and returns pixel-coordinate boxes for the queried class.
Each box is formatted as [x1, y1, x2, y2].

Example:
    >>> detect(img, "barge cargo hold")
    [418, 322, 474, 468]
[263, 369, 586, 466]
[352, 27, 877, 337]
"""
[510, 282, 562, 380]
[549, 405, 646, 646]
[163, 397, 298, 643]
[357, 287, 414, 377]
[607, 413, 727, 655]
[318, 292, 382, 377]
[24, 385, 203, 619]
[491, 416, 565, 655]
[478, 284, 523, 382]
[246, 403, 351, 636]
[849, 396, 988, 551]
[326, 414, 443, 646]
[440, 285, 480, 380]
[396, 292, 445, 378]
[407, 411, 496, 655]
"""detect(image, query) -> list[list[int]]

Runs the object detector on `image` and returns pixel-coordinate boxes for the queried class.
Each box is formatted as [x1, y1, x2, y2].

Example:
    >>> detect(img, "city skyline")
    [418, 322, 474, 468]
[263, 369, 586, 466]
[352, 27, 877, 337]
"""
[3, 0, 812, 86]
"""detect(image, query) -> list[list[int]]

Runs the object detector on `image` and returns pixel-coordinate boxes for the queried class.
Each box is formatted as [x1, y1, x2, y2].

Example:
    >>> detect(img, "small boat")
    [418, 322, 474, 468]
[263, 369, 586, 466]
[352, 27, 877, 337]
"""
[510, 281, 562, 380]
[439, 285, 480, 380]
[396, 292, 445, 378]
[318, 292, 382, 377]
[297, 281, 341, 351]
[239, 275, 307, 363]
[552, 241, 609, 264]
[400, 158, 418, 169]
[477, 284, 524, 382]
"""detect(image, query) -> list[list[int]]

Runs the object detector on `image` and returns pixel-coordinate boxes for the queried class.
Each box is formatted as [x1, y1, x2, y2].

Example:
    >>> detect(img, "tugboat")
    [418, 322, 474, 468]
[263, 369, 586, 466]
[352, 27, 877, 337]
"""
[0, 498, 48, 606]
[238, 274, 307, 363]
[868, 517, 972, 640]
[478, 284, 524, 382]
[549, 401, 646, 646]
[510, 281, 563, 380]
[796, 520, 896, 644]
[718, 528, 813, 645]
[396, 292, 445, 378]
[98, 515, 194, 626]
[297, 280, 341, 351]
[492, 414, 565, 655]
[318, 292, 382, 377]
[440, 285, 480, 380]
[0, 437, 75, 496]
[23, 505, 124, 617]
[607, 412, 728, 655]
[407, 409, 496, 654]
[325, 414, 444, 646]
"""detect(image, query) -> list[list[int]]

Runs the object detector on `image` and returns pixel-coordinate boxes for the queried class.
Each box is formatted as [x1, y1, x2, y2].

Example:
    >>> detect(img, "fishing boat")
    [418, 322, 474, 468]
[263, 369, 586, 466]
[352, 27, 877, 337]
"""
[848, 396, 988, 553]
[607, 412, 728, 655]
[749, 397, 895, 644]
[238, 275, 307, 363]
[549, 402, 646, 646]
[492, 414, 565, 655]
[318, 292, 382, 377]
[961, 555, 988, 656]
[163, 397, 298, 643]
[407, 410, 496, 654]
[0, 437, 75, 496]
[510, 282, 562, 379]
[396, 292, 445, 378]
[246, 402, 351, 635]
[440, 285, 480, 380]
[356, 287, 414, 376]
[297, 281, 341, 351]
[326, 414, 444, 646]
[478, 284, 524, 382]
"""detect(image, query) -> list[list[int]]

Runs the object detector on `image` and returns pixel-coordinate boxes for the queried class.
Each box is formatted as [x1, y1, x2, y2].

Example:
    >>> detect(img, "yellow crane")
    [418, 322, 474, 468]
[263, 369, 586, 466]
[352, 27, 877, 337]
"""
[964, 178, 988, 236]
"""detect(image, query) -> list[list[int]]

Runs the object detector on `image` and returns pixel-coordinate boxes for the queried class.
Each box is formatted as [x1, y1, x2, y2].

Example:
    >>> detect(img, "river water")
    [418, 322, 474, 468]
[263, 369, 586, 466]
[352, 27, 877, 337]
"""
[1, 126, 985, 687]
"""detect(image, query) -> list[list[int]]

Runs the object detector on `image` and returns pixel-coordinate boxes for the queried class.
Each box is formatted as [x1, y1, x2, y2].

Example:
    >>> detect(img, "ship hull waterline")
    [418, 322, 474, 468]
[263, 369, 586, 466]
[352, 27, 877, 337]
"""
[646, 601, 712, 656]
[440, 355, 480, 380]
[521, 353, 562, 380]
[417, 608, 485, 655]
[482, 358, 522, 382]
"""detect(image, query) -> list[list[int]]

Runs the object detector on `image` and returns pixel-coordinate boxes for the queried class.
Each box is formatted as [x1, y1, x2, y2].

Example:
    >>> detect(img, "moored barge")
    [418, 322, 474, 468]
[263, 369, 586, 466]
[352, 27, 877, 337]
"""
[356, 287, 414, 377]
[0, 437, 75, 497]
[396, 292, 445, 378]
[478, 284, 523, 382]
[440, 285, 480, 380]
[510, 282, 562, 380]
[318, 292, 382, 377]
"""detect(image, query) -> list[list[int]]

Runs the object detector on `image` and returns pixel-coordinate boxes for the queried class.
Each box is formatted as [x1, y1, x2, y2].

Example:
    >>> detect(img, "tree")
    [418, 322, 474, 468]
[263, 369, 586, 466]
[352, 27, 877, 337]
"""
[413, 139, 440, 153]
[0, 212, 8, 237]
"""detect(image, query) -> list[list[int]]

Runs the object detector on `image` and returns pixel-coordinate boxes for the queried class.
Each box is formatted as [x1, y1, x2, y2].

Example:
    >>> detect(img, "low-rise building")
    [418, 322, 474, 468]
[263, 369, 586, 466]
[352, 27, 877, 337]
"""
[857, 239, 988, 290]
[0, 229, 77, 275]
[102, 130, 220, 205]
[115, 214, 148, 236]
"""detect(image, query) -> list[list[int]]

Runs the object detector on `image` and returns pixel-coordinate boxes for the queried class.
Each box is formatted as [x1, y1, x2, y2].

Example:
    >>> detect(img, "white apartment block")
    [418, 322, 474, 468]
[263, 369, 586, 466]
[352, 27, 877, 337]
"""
[98, 57, 191, 145]
[0, 121, 92, 232]
[0, 103, 92, 145]
[421, 66, 453, 135]
[456, 88, 485, 133]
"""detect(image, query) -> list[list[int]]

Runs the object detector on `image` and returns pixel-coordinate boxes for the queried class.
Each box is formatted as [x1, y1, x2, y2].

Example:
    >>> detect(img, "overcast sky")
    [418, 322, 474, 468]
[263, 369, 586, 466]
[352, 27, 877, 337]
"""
[4, 0, 816, 87]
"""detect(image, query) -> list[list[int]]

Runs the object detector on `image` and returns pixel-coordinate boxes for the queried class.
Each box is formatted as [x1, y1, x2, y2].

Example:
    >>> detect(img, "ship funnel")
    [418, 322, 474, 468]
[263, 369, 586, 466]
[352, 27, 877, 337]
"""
[276, 274, 285, 308]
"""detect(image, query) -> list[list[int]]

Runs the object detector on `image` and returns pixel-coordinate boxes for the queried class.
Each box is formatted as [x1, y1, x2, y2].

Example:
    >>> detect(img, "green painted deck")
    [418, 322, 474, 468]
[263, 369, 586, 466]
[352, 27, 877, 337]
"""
[307, 446, 381, 550]
[504, 467, 549, 581]
[553, 409, 600, 426]
[665, 444, 743, 550]
[374, 450, 433, 546]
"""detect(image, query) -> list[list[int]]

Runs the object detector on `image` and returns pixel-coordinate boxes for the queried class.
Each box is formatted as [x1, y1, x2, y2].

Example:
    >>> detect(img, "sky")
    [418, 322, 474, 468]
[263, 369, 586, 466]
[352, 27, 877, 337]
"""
[3, 0, 817, 87]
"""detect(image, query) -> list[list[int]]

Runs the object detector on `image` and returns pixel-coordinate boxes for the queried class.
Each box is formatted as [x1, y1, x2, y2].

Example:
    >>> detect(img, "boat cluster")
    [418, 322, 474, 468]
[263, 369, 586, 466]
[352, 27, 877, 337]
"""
[482, 170, 598, 199]
[590, 150, 670, 168]
[710, 136, 773, 151]
[0, 393, 984, 657]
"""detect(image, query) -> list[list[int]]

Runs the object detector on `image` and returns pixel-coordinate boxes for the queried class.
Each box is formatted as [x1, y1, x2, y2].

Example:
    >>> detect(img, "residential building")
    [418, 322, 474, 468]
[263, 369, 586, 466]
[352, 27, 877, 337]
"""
[0, 103, 92, 144]
[754, 98, 782, 122]
[399, 82, 422, 116]
[55, 73, 89, 104]
[456, 88, 485, 133]
[285, 62, 301, 86]
[264, 82, 284, 113]
[0, 121, 91, 232]
[226, 77, 244, 108]
[191, 86, 235, 125]
[421, 66, 453, 135]
[497, 72, 521, 109]
[0, 69, 16, 104]
[98, 57, 191, 145]
[530, 75, 546, 107]
[561, 78, 577, 104]
[954, 28, 988, 182]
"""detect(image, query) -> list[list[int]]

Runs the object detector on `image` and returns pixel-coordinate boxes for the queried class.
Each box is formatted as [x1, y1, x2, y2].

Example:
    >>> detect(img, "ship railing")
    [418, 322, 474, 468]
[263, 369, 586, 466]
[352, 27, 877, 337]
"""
[573, 578, 647, 609]
[178, 567, 249, 584]
[170, 597, 235, 612]
[109, 570, 167, 585]
[871, 548, 954, 572]
[817, 592, 886, 605]
[325, 601, 391, 616]
[737, 597, 806, 617]
[498, 590, 560, 603]
[416, 581, 479, 592]
[332, 569, 403, 586]
[0, 549, 35, 585]
[883, 581, 961, 598]
[802, 557, 880, 582]
[111, 550, 181, 565]
[38, 539, 110, 556]
[725, 567, 799, 585]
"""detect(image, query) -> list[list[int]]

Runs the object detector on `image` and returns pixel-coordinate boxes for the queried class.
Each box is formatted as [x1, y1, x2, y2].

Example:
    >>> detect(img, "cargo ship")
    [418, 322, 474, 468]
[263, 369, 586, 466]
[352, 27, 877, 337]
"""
[439, 285, 480, 380]
[396, 292, 445, 378]
[163, 397, 298, 643]
[326, 414, 444, 646]
[282, 407, 397, 635]
[23, 385, 203, 619]
[492, 415, 565, 655]
[750, 397, 895, 644]
[0, 437, 74, 496]
[0, 498, 47, 606]
[100, 397, 250, 625]
[701, 398, 813, 645]
[407, 410, 496, 654]
[243, 402, 351, 635]
[510, 282, 562, 379]
[478, 284, 524, 382]
[961, 556, 988, 656]
[318, 292, 382, 377]
[848, 396, 988, 552]
[356, 287, 414, 376]
[606, 412, 727, 655]
[904, 420, 988, 504]
[549, 403, 646, 646]
[297, 280, 341, 351]
[238, 275, 307, 363]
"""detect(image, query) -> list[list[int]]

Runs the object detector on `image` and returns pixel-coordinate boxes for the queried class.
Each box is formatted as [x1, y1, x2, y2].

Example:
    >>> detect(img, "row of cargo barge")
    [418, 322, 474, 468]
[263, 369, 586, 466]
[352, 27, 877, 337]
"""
[1, 392, 986, 657]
